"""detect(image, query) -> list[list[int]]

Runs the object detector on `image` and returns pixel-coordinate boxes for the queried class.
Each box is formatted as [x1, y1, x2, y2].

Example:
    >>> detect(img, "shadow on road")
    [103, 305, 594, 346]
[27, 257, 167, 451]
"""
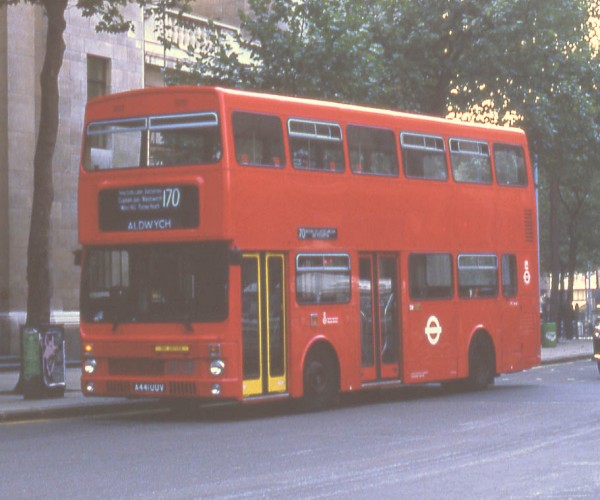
[107, 381, 537, 424]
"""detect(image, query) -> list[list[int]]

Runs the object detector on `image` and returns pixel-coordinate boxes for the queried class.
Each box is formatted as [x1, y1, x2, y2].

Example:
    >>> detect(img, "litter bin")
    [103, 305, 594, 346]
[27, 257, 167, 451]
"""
[20, 324, 66, 399]
[541, 322, 557, 348]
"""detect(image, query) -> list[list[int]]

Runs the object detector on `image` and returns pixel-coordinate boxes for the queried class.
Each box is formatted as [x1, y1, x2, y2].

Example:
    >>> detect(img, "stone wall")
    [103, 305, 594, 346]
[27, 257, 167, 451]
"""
[0, 2, 144, 355]
[0, 0, 245, 357]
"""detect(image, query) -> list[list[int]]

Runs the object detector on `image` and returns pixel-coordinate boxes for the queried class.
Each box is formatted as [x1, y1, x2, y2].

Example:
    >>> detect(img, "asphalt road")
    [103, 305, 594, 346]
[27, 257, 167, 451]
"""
[2, 360, 600, 499]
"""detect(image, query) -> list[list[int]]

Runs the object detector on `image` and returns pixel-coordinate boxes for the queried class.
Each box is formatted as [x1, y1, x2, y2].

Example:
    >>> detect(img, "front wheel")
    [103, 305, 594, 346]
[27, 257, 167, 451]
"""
[597, 361, 600, 375]
[302, 346, 339, 411]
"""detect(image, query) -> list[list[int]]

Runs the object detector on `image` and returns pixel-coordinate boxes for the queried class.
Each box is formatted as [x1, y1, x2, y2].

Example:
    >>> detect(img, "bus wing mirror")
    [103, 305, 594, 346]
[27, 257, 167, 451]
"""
[229, 247, 242, 266]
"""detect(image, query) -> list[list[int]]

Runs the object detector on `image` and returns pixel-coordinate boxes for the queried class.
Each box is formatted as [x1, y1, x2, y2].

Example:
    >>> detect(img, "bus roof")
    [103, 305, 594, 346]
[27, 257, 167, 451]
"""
[85, 85, 526, 138]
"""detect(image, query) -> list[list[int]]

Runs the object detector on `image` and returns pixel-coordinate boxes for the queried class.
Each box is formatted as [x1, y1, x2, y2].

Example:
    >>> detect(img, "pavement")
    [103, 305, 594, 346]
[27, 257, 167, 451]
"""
[0, 338, 595, 423]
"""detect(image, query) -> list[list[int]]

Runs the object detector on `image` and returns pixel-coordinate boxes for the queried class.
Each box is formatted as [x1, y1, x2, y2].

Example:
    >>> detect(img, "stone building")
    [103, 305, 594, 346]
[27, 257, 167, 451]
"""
[0, 1, 246, 356]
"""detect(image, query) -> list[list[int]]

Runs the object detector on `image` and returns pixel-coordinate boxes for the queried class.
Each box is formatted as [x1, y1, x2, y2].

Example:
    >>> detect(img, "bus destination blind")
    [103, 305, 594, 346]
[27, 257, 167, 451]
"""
[99, 185, 199, 232]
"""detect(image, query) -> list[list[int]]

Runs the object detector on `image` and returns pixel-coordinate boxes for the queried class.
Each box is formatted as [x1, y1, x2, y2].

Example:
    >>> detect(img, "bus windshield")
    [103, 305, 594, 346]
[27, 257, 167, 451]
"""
[83, 112, 222, 171]
[81, 243, 228, 325]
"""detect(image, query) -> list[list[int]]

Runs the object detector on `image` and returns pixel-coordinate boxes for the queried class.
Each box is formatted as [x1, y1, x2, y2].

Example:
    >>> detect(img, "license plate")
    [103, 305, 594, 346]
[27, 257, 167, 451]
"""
[133, 382, 165, 393]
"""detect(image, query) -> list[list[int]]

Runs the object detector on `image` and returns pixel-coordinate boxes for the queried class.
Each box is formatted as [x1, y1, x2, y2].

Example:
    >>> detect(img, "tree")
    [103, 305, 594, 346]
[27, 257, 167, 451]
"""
[0, 0, 189, 330]
[0, 0, 188, 393]
[186, 0, 599, 328]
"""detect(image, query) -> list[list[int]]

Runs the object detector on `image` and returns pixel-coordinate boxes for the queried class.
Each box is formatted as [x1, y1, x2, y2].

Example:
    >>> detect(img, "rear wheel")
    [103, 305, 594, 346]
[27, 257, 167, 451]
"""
[466, 335, 495, 391]
[302, 346, 339, 411]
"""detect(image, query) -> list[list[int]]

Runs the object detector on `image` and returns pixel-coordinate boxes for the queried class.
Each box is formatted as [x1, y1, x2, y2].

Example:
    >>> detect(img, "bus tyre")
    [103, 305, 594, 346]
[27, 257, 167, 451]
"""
[597, 361, 600, 375]
[302, 346, 339, 411]
[467, 335, 495, 391]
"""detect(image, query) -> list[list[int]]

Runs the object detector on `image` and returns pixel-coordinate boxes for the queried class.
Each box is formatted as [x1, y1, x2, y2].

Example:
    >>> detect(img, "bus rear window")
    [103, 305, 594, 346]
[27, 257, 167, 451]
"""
[81, 243, 228, 324]
[296, 253, 350, 304]
[84, 112, 221, 171]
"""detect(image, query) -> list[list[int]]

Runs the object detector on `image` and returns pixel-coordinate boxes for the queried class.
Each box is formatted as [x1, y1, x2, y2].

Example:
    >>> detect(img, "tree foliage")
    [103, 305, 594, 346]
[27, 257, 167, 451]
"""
[179, 0, 599, 323]
[0, 0, 188, 327]
[1, 0, 598, 328]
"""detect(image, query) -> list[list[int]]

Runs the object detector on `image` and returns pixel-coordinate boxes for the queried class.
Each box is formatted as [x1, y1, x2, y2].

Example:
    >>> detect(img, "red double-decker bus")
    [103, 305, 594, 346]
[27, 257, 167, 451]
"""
[78, 86, 540, 409]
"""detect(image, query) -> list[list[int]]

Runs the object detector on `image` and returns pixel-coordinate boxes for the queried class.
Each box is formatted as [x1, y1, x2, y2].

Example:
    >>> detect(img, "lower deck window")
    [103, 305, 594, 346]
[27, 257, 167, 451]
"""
[408, 253, 453, 299]
[81, 242, 228, 324]
[296, 254, 350, 304]
[458, 254, 498, 298]
[502, 254, 518, 297]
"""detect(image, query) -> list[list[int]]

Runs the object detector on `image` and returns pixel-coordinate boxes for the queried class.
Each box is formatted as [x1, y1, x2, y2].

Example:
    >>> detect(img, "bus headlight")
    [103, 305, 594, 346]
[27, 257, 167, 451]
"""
[211, 383, 221, 396]
[85, 382, 95, 393]
[210, 359, 225, 376]
[84, 358, 97, 374]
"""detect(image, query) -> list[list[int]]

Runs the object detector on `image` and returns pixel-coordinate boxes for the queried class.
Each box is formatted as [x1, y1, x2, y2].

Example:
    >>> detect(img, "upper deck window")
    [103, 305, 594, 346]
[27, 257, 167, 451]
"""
[494, 143, 528, 186]
[348, 125, 398, 176]
[233, 112, 285, 168]
[84, 112, 221, 171]
[288, 119, 344, 172]
[450, 138, 492, 184]
[401, 132, 447, 180]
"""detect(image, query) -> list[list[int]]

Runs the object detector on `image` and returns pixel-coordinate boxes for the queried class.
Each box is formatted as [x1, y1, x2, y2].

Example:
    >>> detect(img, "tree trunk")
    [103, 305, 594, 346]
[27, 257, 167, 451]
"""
[25, 0, 68, 327]
[549, 172, 561, 330]
[566, 225, 578, 339]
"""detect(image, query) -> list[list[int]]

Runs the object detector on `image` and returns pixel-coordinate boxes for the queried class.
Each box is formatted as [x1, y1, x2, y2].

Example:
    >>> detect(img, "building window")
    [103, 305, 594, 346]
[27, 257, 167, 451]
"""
[87, 55, 111, 101]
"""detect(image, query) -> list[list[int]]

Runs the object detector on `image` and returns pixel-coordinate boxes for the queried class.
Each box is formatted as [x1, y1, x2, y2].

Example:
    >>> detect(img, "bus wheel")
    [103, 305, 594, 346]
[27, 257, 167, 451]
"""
[597, 361, 600, 375]
[302, 345, 339, 411]
[467, 335, 495, 391]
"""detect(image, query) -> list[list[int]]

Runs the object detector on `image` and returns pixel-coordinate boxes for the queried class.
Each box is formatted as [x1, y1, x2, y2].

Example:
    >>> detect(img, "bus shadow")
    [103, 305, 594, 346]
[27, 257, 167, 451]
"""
[116, 382, 537, 424]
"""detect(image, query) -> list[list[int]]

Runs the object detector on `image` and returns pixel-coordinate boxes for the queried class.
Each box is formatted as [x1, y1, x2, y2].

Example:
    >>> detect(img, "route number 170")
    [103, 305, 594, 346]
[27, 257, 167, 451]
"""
[162, 188, 181, 209]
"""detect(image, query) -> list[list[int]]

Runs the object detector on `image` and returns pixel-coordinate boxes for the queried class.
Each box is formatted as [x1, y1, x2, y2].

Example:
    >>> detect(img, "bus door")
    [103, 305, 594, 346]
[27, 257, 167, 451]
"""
[242, 253, 287, 398]
[359, 254, 401, 383]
